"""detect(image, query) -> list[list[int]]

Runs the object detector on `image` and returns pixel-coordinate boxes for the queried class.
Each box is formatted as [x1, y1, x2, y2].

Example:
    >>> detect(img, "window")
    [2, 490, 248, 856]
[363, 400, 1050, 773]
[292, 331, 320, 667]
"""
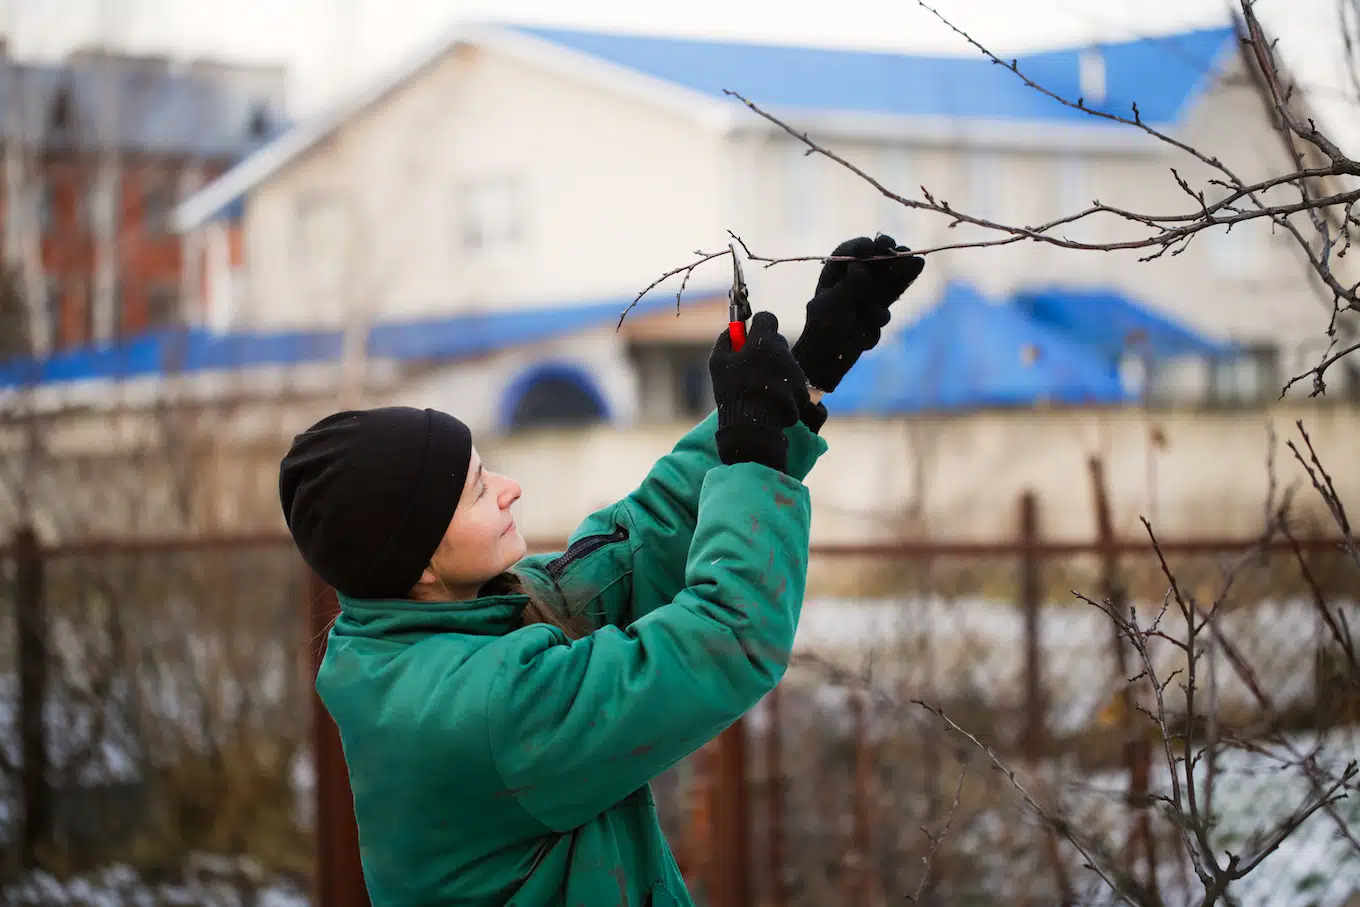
[247, 102, 272, 141]
[1078, 49, 1107, 104]
[779, 141, 822, 239]
[83, 283, 97, 343]
[1137, 353, 1212, 405]
[37, 180, 55, 234]
[1057, 153, 1096, 242]
[295, 193, 349, 290]
[1205, 185, 1263, 276]
[875, 146, 916, 240]
[45, 280, 64, 346]
[143, 177, 175, 234]
[1210, 345, 1278, 405]
[48, 85, 74, 140]
[967, 150, 1003, 225]
[146, 284, 180, 327]
[630, 343, 714, 422]
[456, 177, 523, 255]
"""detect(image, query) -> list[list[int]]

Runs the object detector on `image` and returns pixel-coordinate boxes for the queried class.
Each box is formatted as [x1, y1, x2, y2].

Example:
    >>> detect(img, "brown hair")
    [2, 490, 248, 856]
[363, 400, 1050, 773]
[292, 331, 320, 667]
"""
[479, 571, 593, 640]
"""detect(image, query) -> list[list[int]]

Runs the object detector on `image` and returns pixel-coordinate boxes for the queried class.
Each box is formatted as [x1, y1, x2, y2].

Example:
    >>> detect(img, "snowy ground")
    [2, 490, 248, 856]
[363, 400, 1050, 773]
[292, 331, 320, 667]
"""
[793, 594, 1360, 733]
[4, 857, 308, 907]
[1040, 728, 1360, 907]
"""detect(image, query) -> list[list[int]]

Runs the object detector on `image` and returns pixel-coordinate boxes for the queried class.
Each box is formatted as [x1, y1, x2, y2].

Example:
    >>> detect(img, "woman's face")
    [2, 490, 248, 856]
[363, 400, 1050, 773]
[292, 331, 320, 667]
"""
[417, 447, 526, 598]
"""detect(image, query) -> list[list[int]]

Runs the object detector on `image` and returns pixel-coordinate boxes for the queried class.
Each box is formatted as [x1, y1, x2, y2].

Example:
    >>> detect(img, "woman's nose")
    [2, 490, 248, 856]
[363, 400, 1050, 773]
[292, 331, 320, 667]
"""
[501, 478, 522, 509]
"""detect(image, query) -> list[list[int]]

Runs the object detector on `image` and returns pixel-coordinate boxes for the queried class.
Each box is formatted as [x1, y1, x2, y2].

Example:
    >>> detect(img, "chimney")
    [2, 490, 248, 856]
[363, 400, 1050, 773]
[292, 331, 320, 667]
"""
[1079, 48, 1107, 104]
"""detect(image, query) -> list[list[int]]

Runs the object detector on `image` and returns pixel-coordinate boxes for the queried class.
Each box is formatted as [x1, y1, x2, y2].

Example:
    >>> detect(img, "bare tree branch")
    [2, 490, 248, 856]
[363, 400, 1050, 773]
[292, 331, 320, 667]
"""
[1286, 419, 1359, 568]
[637, 0, 1360, 395]
[905, 762, 969, 904]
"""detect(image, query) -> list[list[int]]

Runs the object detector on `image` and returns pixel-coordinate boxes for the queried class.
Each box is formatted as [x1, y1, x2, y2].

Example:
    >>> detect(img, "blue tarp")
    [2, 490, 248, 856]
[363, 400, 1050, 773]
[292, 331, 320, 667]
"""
[1012, 287, 1236, 361]
[0, 291, 686, 389]
[517, 25, 1234, 126]
[827, 282, 1130, 415]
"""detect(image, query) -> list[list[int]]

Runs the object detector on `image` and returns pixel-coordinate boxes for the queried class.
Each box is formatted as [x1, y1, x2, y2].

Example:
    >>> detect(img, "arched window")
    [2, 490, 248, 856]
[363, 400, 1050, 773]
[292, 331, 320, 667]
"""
[503, 364, 608, 432]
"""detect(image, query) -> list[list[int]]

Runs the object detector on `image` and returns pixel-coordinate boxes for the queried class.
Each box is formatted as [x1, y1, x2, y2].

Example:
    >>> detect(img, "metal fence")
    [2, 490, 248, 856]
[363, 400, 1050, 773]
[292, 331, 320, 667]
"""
[663, 531, 1358, 907]
[1, 501, 1356, 906]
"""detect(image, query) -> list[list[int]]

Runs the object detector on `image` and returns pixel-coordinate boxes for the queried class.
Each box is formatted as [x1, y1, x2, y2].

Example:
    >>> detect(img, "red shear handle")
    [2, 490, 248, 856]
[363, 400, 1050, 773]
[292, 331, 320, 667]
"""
[728, 320, 747, 351]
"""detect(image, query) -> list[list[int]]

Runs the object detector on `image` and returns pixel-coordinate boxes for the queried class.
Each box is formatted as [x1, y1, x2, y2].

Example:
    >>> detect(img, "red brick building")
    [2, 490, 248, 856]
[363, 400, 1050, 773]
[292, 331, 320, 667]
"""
[0, 49, 286, 355]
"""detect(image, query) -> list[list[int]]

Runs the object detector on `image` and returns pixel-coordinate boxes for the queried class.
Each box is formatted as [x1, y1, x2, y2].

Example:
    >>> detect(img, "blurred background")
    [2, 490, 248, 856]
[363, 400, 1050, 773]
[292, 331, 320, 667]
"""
[0, 0, 1357, 905]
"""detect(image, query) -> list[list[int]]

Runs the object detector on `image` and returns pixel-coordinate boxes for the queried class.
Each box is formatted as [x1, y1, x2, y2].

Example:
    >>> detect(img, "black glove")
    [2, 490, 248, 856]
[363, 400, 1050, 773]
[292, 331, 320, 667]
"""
[792, 234, 925, 393]
[709, 311, 809, 473]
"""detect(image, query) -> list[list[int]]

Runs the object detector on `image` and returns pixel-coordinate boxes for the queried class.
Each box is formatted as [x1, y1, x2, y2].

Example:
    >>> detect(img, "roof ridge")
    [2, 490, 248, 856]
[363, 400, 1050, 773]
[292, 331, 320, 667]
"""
[506, 20, 1237, 61]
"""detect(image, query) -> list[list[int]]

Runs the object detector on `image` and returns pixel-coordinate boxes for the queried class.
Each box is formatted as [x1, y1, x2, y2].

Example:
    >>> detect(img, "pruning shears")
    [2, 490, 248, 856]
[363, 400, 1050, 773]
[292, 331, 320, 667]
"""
[727, 242, 752, 350]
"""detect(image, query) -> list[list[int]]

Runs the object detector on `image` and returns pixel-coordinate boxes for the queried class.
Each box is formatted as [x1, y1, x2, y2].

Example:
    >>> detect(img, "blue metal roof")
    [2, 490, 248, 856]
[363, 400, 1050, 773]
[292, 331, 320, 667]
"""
[0, 292, 685, 389]
[368, 294, 674, 360]
[827, 282, 1130, 414]
[1012, 287, 1237, 361]
[514, 24, 1236, 124]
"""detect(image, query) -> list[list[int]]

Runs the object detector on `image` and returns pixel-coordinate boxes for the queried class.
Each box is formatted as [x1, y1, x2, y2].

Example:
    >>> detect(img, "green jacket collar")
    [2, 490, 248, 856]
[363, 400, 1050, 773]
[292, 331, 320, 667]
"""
[334, 591, 529, 640]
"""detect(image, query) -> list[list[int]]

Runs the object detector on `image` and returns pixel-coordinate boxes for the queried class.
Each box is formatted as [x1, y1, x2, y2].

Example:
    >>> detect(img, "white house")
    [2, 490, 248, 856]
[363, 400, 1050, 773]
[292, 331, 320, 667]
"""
[161, 17, 1358, 439]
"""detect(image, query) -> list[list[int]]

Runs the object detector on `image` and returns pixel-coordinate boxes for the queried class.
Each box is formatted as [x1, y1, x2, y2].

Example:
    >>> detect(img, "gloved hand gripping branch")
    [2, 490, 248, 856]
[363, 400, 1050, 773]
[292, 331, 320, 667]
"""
[792, 234, 925, 394]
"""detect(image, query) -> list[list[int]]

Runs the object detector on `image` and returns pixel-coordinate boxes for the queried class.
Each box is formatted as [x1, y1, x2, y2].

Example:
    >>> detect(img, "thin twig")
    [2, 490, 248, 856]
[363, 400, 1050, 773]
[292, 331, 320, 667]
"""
[615, 248, 730, 329]
[1286, 420, 1359, 568]
[906, 762, 969, 904]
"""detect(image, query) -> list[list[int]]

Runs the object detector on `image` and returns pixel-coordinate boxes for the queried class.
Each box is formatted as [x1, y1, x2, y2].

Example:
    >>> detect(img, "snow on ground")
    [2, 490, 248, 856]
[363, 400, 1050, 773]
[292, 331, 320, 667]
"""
[794, 595, 1360, 733]
[1040, 728, 1360, 907]
[4, 858, 308, 907]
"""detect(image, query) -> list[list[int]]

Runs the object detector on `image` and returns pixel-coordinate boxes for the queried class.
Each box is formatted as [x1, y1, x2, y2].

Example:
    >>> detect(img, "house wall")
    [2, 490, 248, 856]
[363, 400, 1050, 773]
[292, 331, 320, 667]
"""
[478, 400, 1360, 546]
[371, 326, 642, 436]
[3, 392, 1354, 552]
[239, 41, 727, 330]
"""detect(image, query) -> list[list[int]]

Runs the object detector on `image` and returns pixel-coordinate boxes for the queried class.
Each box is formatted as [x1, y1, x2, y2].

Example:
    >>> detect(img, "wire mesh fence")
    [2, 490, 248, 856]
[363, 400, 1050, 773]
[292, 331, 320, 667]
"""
[0, 519, 1356, 906]
[663, 537, 1360, 907]
[0, 536, 313, 900]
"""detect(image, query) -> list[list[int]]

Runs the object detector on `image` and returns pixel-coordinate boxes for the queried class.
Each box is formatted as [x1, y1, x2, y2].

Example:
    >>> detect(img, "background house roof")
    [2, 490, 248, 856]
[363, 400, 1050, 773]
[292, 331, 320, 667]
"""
[0, 292, 687, 390]
[511, 24, 1236, 125]
[172, 21, 1238, 230]
[0, 59, 287, 158]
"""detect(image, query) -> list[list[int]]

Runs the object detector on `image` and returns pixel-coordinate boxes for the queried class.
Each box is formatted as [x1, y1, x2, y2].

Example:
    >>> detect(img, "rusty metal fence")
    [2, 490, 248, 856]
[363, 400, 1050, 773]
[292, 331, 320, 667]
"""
[662, 536, 1358, 907]
[1, 496, 1356, 905]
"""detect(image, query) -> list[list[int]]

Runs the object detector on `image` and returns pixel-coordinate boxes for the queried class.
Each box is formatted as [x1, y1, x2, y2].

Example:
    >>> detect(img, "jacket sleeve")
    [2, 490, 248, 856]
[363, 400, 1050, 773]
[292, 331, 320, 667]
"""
[484, 462, 811, 833]
[516, 410, 827, 628]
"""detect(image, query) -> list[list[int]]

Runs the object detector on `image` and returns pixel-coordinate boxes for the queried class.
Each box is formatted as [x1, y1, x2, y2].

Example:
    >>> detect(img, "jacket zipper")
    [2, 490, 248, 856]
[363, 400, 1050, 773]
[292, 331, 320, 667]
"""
[546, 527, 629, 579]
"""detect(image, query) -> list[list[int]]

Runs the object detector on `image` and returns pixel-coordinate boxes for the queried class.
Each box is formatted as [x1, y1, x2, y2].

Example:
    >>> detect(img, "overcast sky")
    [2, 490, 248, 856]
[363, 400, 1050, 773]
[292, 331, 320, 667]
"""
[1, 0, 1351, 136]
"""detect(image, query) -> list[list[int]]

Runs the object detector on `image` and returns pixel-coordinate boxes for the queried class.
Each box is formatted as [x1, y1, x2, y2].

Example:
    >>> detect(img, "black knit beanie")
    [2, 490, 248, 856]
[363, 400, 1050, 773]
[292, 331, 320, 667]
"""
[279, 406, 473, 600]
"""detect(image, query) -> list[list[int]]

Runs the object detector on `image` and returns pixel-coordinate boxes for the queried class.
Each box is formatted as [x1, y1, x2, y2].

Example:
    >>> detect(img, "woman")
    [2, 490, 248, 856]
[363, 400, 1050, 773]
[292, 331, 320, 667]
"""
[278, 236, 923, 907]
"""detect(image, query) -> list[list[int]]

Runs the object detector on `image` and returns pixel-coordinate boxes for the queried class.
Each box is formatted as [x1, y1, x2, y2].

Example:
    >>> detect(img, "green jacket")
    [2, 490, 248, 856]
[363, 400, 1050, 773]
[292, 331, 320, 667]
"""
[316, 411, 828, 906]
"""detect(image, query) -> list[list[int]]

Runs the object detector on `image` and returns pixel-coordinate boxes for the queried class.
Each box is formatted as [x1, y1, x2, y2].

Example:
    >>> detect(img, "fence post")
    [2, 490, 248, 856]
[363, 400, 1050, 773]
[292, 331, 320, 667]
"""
[307, 567, 371, 907]
[766, 686, 787, 907]
[15, 525, 50, 869]
[846, 689, 874, 907]
[1019, 491, 1043, 761]
[1019, 492, 1075, 906]
[1088, 456, 1159, 896]
[709, 720, 751, 907]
